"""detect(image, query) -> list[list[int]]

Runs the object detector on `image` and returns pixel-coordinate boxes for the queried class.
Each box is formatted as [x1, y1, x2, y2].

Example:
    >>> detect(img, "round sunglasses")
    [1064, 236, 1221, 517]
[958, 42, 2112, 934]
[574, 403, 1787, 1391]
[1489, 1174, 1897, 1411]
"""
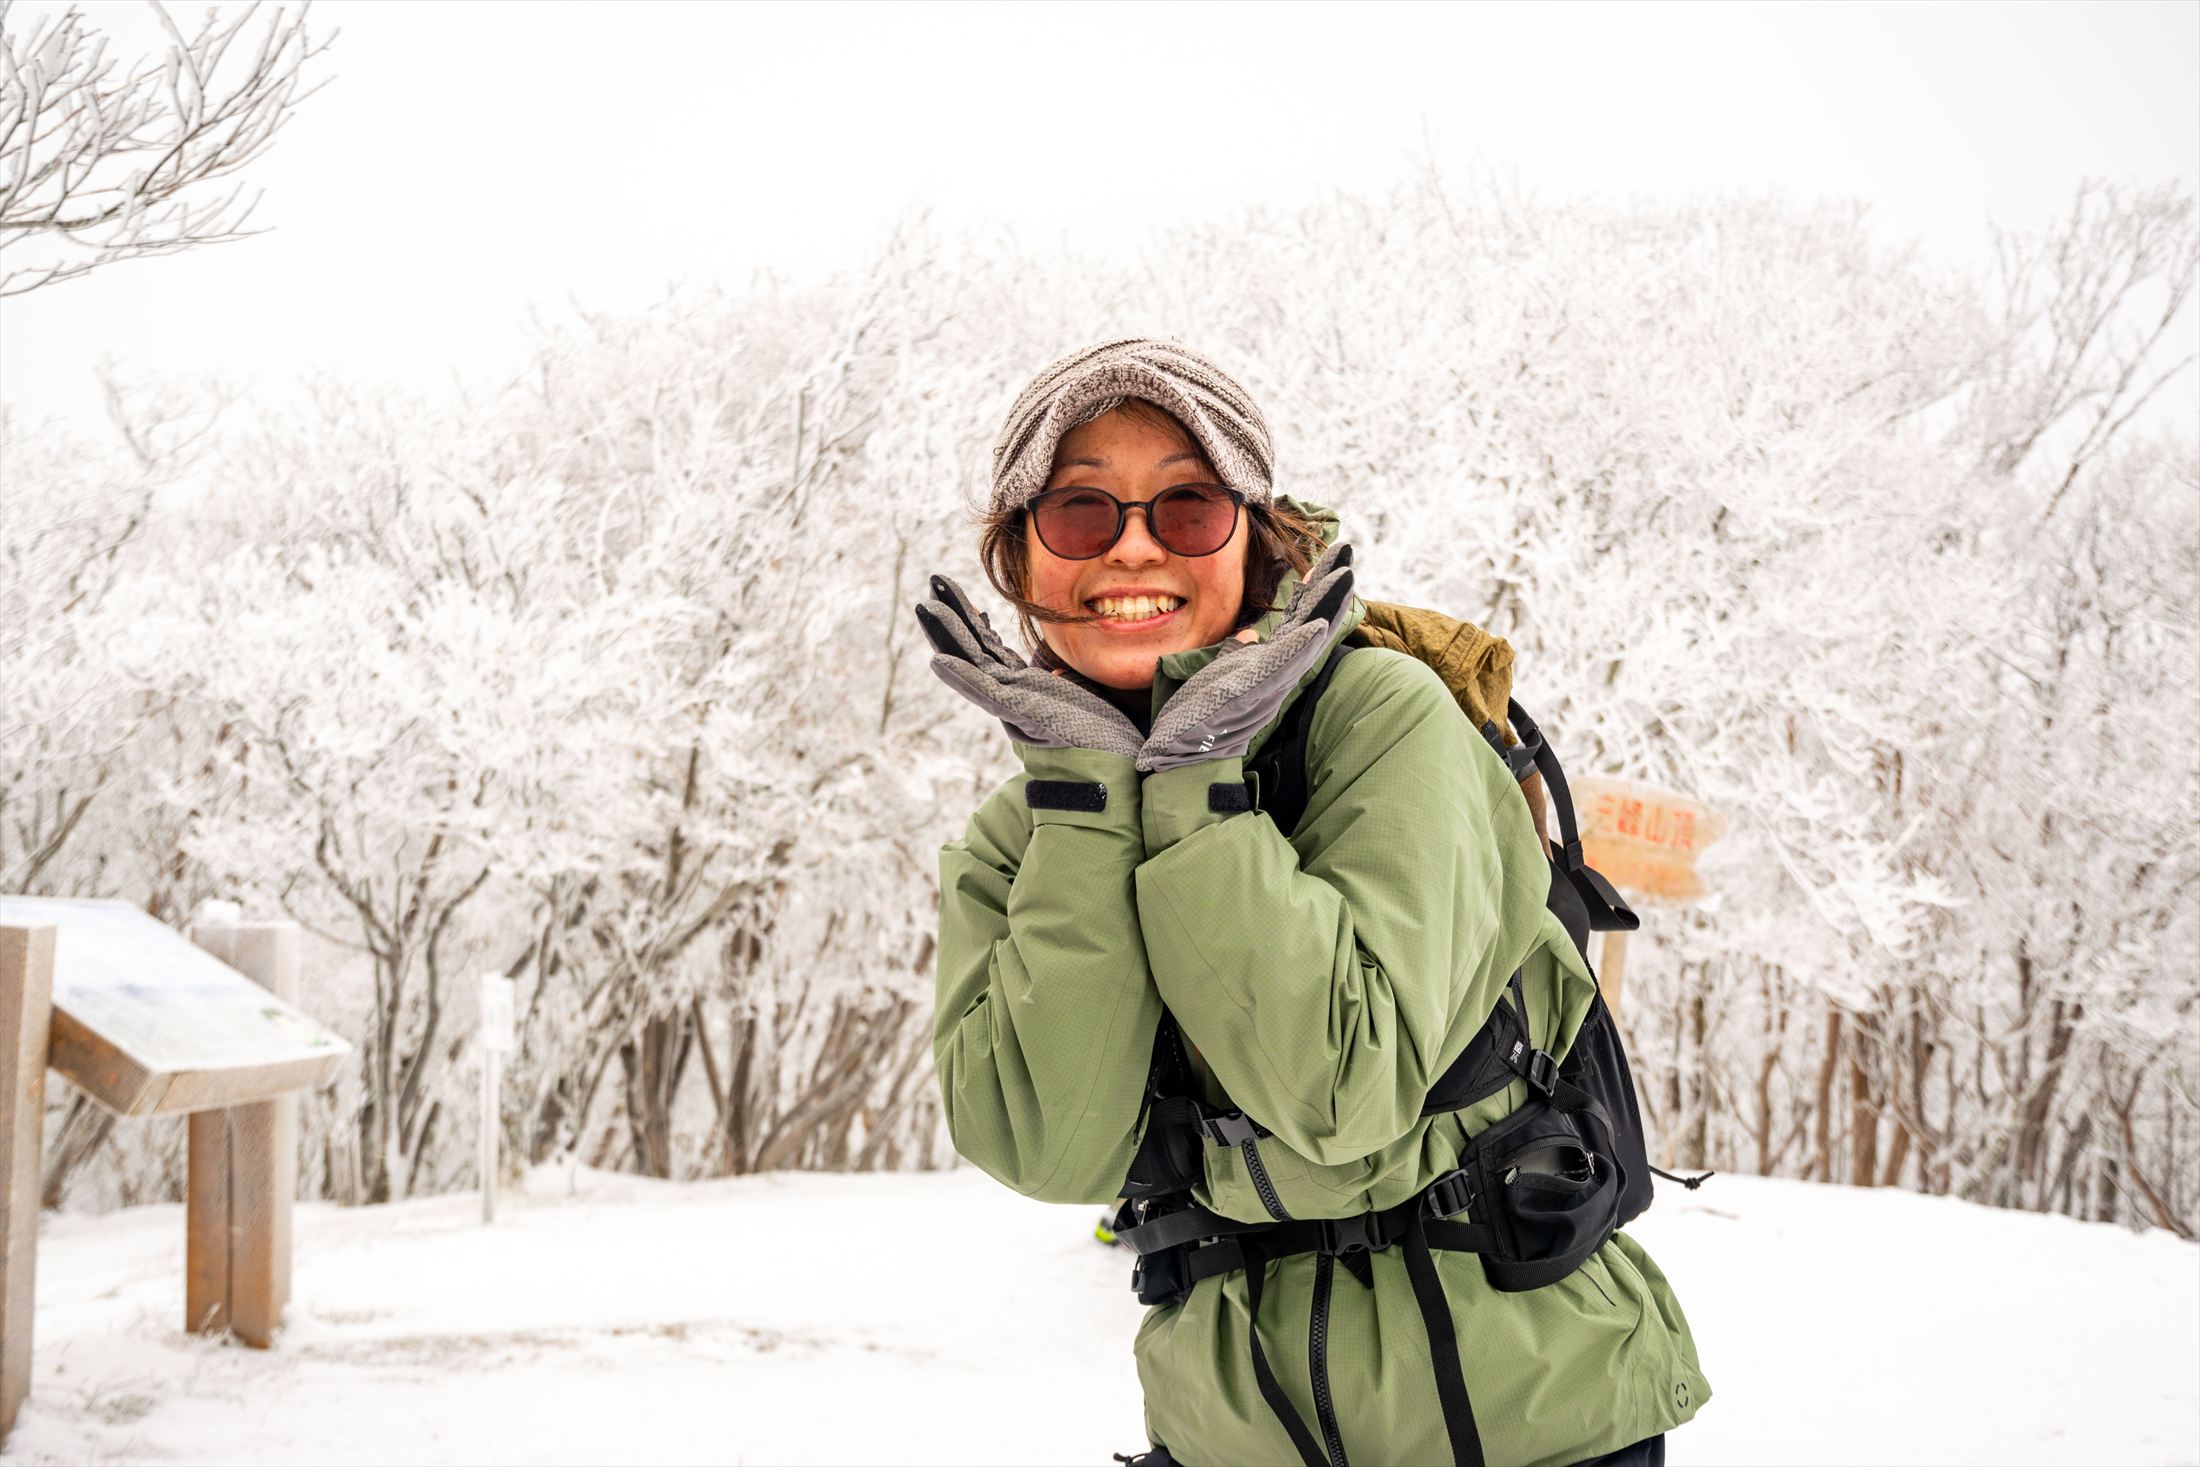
[1026, 483, 1244, 560]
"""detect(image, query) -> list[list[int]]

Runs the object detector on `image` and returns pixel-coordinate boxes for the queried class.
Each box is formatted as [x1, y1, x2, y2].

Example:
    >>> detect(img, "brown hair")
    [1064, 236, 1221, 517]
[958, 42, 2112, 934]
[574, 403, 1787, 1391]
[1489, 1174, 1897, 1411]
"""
[976, 397, 1327, 651]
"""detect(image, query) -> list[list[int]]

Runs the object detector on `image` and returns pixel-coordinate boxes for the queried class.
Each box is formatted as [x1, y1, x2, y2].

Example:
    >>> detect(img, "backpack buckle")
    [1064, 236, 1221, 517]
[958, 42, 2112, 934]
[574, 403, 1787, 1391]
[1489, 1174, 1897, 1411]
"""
[1196, 1109, 1269, 1147]
[1318, 1212, 1387, 1257]
[1523, 1049, 1559, 1099]
[1423, 1168, 1476, 1221]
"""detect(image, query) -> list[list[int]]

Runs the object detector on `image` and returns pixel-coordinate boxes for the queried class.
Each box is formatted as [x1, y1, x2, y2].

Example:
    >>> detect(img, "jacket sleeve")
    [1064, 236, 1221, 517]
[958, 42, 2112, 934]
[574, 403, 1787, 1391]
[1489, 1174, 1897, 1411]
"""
[1133, 649, 1552, 1167]
[933, 745, 1164, 1203]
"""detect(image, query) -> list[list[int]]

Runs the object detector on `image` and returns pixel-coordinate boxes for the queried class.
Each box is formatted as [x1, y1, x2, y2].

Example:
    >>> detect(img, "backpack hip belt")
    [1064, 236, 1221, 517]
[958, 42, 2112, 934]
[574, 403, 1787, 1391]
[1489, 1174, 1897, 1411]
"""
[1112, 970, 1627, 1298]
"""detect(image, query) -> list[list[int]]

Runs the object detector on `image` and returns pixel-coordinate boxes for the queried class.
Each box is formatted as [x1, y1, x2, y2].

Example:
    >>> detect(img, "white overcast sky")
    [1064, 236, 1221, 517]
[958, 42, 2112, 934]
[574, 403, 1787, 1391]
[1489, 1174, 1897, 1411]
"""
[3, 0, 2196, 432]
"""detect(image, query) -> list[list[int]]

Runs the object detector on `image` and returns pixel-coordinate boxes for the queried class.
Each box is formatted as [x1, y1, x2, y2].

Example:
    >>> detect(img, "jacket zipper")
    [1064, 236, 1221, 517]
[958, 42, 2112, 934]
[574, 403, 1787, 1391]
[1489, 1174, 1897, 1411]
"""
[1311, 1253, 1348, 1467]
[1240, 1137, 1292, 1221]
[1179, 1009, 1292, 1223]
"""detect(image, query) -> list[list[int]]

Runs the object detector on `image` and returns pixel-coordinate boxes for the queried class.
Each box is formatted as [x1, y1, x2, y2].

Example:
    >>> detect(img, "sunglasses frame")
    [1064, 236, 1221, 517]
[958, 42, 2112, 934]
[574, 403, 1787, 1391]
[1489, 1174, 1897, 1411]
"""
[1024, 484, 1246, 561]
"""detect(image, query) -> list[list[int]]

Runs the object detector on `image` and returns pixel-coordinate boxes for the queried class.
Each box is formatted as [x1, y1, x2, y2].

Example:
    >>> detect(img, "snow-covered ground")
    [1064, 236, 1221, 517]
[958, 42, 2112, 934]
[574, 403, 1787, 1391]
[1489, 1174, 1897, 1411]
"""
[6, 1165, 2195, 1466]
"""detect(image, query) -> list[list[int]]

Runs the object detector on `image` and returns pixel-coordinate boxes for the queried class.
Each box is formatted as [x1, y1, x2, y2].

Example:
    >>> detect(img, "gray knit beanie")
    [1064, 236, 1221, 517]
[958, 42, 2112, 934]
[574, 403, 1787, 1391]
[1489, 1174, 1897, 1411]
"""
[989, 337, 1275, 515]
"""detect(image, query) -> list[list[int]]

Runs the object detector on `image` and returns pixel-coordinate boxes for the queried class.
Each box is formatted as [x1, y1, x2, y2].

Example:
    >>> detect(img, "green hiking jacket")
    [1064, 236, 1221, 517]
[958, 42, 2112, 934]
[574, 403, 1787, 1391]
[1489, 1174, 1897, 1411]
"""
[933, 503, 1710, 1466]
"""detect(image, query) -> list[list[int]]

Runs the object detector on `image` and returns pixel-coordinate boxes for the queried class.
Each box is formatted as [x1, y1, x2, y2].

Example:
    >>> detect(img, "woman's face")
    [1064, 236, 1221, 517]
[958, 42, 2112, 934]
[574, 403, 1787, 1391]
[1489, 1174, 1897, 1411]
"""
[1026, 405, 1249, 690]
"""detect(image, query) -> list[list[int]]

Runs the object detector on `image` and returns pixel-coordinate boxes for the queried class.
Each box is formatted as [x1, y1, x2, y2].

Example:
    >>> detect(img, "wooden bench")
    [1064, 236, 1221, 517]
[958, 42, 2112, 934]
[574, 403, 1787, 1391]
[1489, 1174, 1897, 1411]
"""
[0, 897, 351, 1444]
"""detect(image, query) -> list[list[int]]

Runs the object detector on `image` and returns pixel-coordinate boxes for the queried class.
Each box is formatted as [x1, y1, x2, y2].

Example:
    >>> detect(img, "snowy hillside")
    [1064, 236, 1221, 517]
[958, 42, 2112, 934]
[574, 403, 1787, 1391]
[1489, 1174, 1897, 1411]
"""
[6, 1166, 2194, 1466]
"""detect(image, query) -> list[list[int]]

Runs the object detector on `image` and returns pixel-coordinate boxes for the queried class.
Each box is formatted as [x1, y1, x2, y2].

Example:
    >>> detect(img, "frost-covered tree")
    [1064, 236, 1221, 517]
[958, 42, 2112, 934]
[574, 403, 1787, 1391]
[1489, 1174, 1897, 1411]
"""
[0, 0, 332, 296]
[0, 374, 235, 894]
[16, 177, 2194, 1233]
[484, 232, 1017, 1179]
[107, 390, 552, 1201]
[4, 375, 242, 1206]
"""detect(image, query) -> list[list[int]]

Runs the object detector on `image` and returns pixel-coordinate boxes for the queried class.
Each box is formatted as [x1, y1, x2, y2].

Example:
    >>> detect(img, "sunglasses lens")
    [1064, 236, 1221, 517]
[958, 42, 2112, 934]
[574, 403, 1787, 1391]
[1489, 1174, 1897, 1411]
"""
[1032, 489, 1120, 559]
[1151, 485, 1239, 555]
[1030, 485, 1241, 559]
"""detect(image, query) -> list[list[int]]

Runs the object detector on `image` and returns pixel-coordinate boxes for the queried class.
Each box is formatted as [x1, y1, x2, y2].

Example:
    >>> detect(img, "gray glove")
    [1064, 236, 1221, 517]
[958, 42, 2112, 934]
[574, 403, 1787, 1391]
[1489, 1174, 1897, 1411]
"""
[913, 575, 1144, 758]
[1137, 542, 1356, 772]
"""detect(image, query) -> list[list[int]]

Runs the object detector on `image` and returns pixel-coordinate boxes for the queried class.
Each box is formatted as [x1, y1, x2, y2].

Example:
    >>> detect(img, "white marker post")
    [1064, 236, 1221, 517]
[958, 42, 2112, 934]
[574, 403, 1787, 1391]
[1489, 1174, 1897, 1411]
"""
[478, 973, 516, 1224]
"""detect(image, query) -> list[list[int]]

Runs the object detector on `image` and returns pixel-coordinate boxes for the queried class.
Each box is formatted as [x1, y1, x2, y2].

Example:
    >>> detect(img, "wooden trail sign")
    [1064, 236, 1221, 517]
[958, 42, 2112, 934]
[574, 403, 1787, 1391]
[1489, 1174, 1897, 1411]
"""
[0, 897, 352, 1444]
[1570, 776, 1728, 906]
[1567, 777, 1727, 1017]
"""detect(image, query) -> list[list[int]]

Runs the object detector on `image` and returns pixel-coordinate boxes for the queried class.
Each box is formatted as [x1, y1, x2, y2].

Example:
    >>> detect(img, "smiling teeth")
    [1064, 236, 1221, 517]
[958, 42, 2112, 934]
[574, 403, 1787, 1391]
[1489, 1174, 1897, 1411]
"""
[1092, 594, 1184, 620]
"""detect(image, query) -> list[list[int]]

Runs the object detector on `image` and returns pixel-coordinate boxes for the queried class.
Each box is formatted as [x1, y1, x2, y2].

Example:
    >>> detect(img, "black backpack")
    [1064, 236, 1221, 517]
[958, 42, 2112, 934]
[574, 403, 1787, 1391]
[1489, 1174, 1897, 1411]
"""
[1108, 642, 1687, 1467]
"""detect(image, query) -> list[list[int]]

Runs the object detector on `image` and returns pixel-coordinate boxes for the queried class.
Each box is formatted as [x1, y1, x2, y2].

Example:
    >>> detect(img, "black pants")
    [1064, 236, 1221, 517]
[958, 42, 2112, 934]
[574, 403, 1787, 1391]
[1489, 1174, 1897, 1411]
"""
[1573, 1435, 1666, 1467]
[1123, 1435, 1665, 1467]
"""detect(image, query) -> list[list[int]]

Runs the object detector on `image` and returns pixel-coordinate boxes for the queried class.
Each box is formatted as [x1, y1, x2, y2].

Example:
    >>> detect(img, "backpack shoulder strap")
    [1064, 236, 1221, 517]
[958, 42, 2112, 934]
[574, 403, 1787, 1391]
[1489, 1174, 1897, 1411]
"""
[1243, 640, 1358, 836]
[1504, 699, 1642, 944]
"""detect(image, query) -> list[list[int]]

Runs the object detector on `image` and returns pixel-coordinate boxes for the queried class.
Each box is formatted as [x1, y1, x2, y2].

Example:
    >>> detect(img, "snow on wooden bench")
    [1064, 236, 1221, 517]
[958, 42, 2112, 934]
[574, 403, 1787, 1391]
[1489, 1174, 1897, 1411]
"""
[0, 897, 351, 1444]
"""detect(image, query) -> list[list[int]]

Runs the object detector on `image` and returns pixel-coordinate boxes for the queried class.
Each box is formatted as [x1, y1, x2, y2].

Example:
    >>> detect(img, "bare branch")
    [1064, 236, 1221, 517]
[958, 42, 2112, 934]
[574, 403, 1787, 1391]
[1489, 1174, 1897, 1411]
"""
[0, 0, 336, 296]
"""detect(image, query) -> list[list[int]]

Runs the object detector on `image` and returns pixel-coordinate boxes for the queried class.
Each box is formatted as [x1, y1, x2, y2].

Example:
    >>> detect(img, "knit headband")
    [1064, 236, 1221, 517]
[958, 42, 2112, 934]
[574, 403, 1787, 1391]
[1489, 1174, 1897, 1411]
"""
[988, 337, 1276, 515]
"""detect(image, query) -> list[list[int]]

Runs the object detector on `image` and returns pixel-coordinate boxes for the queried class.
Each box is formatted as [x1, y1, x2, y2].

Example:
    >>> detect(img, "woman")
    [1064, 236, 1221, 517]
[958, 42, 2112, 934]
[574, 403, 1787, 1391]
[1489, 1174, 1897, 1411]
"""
[921, 338, 1709, 1467]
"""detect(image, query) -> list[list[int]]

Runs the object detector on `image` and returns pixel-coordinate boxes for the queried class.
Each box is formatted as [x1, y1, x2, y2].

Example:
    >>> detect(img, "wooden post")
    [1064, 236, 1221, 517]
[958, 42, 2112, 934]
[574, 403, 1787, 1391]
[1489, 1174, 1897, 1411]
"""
[1, 922, 56, 1444]
[1597, 929, 1630, 1020]
[183, 918, 300, 1348]
[184, 1109, 232, 1334]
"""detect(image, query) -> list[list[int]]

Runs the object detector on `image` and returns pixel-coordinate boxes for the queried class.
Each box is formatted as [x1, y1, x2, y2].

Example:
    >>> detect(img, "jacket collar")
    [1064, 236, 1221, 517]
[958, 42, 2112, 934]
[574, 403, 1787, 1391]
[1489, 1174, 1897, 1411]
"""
[1148, 495, 1363, 757]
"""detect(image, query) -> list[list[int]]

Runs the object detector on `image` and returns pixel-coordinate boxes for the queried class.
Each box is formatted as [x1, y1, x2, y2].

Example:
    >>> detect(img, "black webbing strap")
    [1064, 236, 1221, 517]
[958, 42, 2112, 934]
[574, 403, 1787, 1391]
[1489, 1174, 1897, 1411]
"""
[1114, 1201, 1270, 1256]
[1245, 641, 1358, 837]
[1116, 1179, 1503, 1268]
[1241, 1237, 1330, 1467]
[1401, 1208, 1487, 1466]
[1546, 1072, 1618, 1148]
[1169, 1207, 1503, 1284]
[1503, 700, 1581, 870]
[1129, 1183, 1502, 1467]
[1182, 1236, 1252, 1287]
[1506, 699, 1640, 935]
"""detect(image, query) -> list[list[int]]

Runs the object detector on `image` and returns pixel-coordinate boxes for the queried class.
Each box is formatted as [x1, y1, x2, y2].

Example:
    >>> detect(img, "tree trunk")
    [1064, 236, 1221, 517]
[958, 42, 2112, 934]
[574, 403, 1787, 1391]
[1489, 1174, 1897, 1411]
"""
[621, 1009, 691, 1179]
[2014, 997, 2079, 1209]
[1685, 990, 1710, 1167]
[1878, 1122, 1911, 1189]
[1753, 1044, 1779, 1176]
[1849, 1043, 1880, 1188]
[1810, 1008, 1843, 1182]
[1662, 978, 1683, 1167]
[726, 1010, 760, 1173]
